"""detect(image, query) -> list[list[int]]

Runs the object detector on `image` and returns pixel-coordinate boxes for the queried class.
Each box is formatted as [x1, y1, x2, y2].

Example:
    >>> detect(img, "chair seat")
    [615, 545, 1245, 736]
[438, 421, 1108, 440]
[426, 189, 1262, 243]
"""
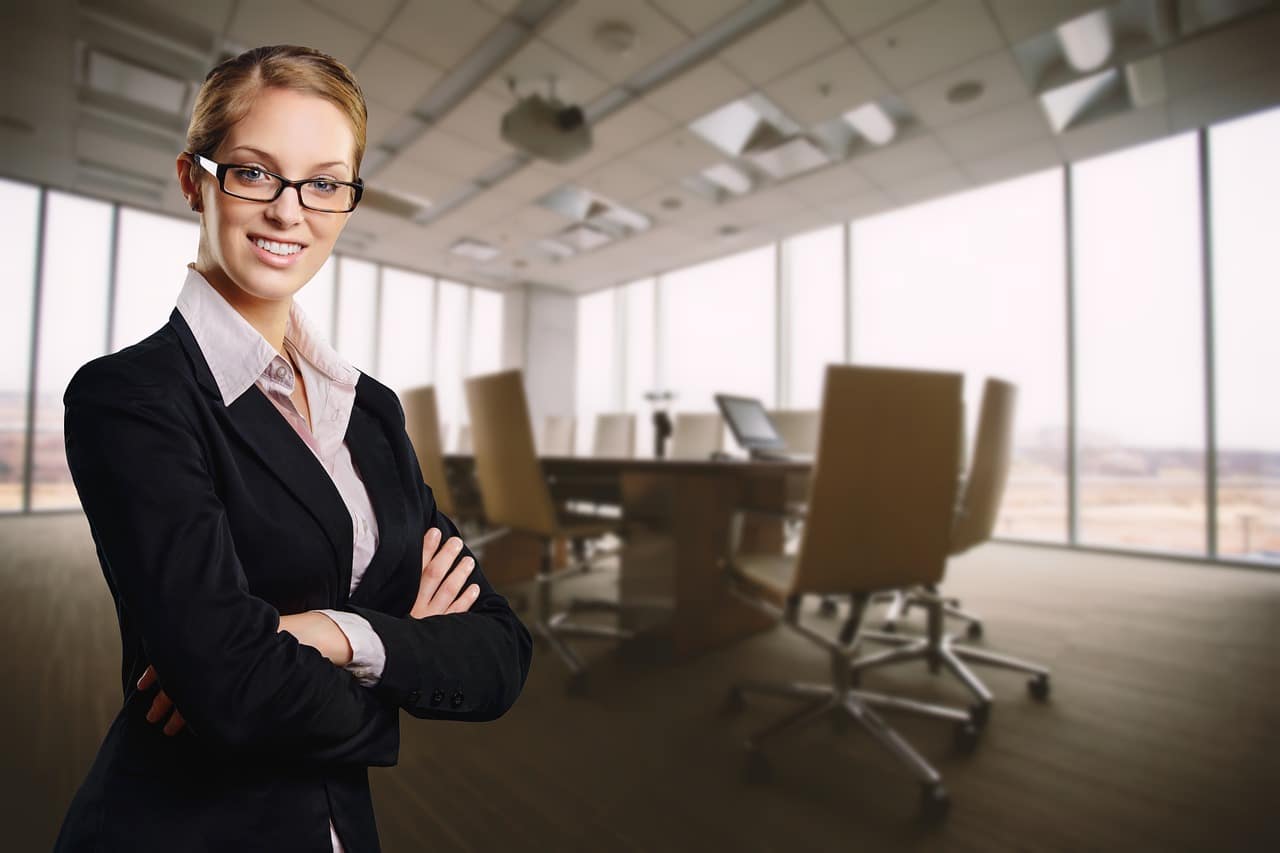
[732, 552, 797, 607]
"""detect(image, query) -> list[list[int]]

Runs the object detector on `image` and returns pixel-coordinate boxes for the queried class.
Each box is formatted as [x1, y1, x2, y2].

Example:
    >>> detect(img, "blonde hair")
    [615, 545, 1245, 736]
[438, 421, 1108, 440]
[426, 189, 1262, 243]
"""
[184, 44, 367, 181]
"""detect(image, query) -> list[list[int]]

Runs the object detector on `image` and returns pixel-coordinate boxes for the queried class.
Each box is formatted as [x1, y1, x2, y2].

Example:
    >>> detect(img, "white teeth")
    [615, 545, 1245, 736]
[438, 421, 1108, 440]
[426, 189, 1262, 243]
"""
[253, 237, 302, 256]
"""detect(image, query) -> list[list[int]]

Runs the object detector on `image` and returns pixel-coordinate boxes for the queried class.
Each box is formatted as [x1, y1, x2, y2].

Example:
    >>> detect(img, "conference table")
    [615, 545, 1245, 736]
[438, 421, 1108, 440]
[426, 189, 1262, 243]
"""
[442, 454, 812, 662]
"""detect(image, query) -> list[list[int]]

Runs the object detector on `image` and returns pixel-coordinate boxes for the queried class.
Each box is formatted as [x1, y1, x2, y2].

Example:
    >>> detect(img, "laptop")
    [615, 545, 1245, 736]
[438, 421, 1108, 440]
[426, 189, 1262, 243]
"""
[714, 394, 814, 462]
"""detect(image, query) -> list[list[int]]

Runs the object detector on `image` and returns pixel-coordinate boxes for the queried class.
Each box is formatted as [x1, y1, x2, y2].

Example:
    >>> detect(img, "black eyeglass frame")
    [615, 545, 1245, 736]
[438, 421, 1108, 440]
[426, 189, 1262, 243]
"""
[187, 152, 364, 212]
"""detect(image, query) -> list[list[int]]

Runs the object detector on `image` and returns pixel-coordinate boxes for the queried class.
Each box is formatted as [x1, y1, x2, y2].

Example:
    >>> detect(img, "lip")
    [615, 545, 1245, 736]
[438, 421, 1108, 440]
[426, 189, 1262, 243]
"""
[246, 233, 306, 268]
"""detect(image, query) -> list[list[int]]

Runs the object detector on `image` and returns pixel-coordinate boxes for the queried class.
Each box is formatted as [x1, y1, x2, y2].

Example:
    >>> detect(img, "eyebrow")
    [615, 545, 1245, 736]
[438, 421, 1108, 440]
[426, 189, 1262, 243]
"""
[225, 146, 352, 177]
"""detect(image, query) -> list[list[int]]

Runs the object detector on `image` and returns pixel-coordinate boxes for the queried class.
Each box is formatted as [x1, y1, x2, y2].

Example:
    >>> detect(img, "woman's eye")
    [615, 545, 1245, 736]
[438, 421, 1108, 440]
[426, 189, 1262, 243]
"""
[233, 167, 265, 182]
[311, 180, 337, 194]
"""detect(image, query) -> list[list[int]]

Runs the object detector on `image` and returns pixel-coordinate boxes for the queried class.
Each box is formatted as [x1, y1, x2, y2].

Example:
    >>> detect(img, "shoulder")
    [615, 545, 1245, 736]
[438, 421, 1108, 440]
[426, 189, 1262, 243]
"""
[354, 370, 407, 424]
[64, 323, 191, 407]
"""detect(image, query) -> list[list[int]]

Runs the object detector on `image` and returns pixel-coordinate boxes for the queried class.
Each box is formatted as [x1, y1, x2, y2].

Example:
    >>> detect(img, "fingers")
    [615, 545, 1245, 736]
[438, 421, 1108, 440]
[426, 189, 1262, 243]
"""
[163, 707, 186, 736]
[137, 665, 156, 691]
[411, 531, 475, 618]
[444, 583, 481, 615]
[146, 689, 173, 724]
[430, 556, 476, 612]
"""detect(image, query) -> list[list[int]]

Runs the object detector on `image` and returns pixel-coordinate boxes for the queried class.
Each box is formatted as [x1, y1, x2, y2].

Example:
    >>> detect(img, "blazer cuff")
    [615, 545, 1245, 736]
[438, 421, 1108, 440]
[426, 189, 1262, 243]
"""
[317, 609, 386, 687]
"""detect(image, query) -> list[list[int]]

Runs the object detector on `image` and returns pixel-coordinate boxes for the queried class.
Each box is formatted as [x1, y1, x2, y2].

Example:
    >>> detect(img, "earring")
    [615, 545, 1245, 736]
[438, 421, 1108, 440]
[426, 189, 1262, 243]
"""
[190, 200, 201, 212]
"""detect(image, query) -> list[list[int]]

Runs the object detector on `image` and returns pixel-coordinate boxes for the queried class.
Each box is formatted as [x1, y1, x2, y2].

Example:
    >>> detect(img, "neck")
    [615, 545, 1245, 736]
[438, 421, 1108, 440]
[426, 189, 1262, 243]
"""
[193, 260, 291, 356]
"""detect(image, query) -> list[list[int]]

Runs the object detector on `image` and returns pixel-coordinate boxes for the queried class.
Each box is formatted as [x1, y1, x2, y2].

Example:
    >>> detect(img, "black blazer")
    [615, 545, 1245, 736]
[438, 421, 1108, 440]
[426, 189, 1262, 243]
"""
[53, 308, 532, 853]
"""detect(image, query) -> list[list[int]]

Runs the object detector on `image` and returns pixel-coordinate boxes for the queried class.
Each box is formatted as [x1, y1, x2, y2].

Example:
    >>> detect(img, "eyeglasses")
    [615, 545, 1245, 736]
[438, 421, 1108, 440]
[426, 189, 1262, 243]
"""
[187, 152, 363, 213]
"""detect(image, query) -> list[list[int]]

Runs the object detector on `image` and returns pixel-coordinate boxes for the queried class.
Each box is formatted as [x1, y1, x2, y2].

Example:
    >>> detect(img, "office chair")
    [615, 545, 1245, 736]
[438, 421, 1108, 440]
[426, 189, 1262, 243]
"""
[850, 378, 1051, 726]
[465, 369, 636, 692]
[765, 409, 820, 453]
[722, 365, 976, 821]
[669, 412, 724, 460]
[592, 412, 636, 458]
[540, 414, 576, 456]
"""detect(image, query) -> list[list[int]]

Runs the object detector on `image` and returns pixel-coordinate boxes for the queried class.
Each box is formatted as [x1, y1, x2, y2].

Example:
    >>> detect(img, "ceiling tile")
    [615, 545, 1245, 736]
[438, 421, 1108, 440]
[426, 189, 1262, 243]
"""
[579, 161, 667, 202]
[778, 161, 875, 205]
[365, 99, 407, 150]
[885, 166, 972, 206]
[489, 37, 610, 106]
[624, 128, 724, 180]
[720, 2, 847, 86]
[632, 183, 717, 223]
[356, 42, 444, 112]
[384, 0, 500, 69]
[935, 98, 1054, 161]
[494, 163, 565, 202]
[310, 0, 402, 33]
[643, 59, 752, 123]
[1168, 65, 1280, 133]
[960, 138, 1063, 185]
[401, 126, 505, 177]
[75, 127, 173, 179]
[984, 0, 1112, 44]
[1163, 9, 1280, 99]
[490, 203, 573, 238]
[590, 99, 674, 155]
[850, 132, 955, 186]
[818, 0, 931, 40]
[762, 45, 891, 126]
[227, 0, 372, 70]
[435, 88, 512, 151]
[650, 0, 748, 34]
[901, 50, 1032, 129]
[542, 0, 689, 84]
[818, 189, 894, 222]
[857, 0, 1005, 89]
[368, 156, 467, 203]
[1057, 104, 1172, 163]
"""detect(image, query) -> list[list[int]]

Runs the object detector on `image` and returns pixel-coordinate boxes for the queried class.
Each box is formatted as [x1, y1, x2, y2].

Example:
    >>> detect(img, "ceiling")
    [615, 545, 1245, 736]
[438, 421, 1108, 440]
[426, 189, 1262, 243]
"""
[3, 0, 1279, 294]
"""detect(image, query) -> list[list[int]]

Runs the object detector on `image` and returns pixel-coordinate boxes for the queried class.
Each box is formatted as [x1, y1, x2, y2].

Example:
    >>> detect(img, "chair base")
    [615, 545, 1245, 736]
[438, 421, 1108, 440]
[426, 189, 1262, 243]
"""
[853, 595, 1051, 721]
[875, 587, 984, 640]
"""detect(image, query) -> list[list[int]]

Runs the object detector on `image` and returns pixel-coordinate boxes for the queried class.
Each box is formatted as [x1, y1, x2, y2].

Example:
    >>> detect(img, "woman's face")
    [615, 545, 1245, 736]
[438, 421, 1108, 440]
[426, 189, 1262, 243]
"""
[179, 87, 357, 304]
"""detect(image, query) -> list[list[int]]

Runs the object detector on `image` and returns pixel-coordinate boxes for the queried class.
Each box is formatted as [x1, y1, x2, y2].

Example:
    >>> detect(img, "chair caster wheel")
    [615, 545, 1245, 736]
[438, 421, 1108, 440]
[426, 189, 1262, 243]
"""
[1028, 674, 1050, 702]
[881, 621, 897, 633]
[721, 687, 746, 716]
[743, 748, 772, 784]
[565, 672, 588, 695]
[966, 621, 984, 641]
[968, 702, 990, 729]
[920, 783, 951, 823]
[953, 722, 980, 755]
[818, 597, 839, 618]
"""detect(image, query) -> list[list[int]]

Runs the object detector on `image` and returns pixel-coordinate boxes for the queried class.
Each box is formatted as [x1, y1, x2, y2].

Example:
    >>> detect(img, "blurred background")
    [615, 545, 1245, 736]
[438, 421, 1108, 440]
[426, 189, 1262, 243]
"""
[2, 0, 1278, 850]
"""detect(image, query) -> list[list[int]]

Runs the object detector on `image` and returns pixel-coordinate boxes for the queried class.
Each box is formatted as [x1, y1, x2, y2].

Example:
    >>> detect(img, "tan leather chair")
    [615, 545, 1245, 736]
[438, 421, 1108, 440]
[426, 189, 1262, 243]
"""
[540, 414, 576, 456]
[400, 385, 458, 517]
[669, 412, 724, 460]
[723, 365, 972, 822]
[465, 369, 632, 692]
[766, 409, 819, 453]
[592, 412, 636, 458]
[851, 378, 1051, 727]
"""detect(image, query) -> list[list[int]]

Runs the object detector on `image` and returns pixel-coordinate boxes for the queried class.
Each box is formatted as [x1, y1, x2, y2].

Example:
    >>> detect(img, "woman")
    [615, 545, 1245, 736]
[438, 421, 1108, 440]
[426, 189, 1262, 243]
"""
[53, 45, 532, 853]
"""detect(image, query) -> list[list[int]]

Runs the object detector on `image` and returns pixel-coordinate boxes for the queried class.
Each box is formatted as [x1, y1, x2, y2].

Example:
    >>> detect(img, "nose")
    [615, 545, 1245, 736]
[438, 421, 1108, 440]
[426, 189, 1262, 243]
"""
[264, 185, 305, 227]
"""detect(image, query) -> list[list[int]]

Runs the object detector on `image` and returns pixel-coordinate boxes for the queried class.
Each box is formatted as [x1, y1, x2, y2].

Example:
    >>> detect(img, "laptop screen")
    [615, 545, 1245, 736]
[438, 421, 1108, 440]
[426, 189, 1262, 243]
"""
[715, 395, 785, 451]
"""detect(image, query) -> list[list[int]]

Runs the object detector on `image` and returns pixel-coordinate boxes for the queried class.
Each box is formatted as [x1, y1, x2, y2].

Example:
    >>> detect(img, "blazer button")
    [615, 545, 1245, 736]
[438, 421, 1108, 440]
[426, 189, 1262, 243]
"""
[430, 689, 444, 706]
[407, 689, 420, 704]
[450, 690, 464, 708]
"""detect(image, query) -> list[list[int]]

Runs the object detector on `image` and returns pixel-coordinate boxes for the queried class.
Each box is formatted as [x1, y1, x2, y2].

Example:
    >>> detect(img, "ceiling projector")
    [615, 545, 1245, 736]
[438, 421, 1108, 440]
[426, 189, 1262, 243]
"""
[500, 94, 592, 164]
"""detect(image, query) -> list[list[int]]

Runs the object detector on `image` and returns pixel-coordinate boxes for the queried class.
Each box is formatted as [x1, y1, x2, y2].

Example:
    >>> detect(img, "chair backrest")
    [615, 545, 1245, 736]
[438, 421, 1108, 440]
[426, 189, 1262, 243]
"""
[464, 369, 557, 536]
[670, 412, 724, 460]
[540, 414, 576, 456]
[399, 385, 456, 516]
[456, 424, 472, 454]
[592, 412, 636, 458]
[767, 409, 820, 454]
[791, 365, 963, 595]
[951, 378, 1017, 555]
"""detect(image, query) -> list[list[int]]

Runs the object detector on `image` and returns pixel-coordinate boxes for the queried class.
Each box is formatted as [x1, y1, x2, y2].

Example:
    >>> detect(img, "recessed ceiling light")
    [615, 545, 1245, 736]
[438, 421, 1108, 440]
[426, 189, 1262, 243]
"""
[449, 238, 501, 262]
[946, 81, 984, 105]
[843, 102, 896, 146]
[660, 196, 682, 210]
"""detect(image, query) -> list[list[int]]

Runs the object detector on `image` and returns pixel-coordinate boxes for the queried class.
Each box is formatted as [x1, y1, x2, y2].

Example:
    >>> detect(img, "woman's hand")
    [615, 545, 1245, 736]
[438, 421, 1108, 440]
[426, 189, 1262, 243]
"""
[411, 527, 480, 619]
[277, 612, 353, 665]
[137, 665, 185, 736]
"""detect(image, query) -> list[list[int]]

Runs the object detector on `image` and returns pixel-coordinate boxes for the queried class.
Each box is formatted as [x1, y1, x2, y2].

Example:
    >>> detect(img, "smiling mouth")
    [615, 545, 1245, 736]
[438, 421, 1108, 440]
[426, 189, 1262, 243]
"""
[247, 234, 306, 256]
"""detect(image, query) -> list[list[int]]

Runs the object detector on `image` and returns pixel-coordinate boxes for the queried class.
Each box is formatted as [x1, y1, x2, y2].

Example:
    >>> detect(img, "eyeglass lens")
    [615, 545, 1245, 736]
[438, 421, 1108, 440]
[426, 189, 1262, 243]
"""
[224, 166, 355, 211]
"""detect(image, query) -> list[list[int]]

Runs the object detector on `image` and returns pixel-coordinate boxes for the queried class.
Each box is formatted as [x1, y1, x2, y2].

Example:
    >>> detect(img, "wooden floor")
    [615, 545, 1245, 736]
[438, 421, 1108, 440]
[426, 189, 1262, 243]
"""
[4, 511, 1278, 851]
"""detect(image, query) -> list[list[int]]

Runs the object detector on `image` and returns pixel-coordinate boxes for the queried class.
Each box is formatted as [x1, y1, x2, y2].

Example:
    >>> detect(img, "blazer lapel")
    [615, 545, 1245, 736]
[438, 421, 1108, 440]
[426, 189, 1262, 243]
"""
[346, 382, 408, 608]
[168, 309, 354, 594]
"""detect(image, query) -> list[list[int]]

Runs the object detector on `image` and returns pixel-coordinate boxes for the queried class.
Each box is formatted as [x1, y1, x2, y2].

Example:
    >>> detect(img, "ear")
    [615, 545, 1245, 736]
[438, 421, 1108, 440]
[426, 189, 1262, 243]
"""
[175, 153, 202, 212]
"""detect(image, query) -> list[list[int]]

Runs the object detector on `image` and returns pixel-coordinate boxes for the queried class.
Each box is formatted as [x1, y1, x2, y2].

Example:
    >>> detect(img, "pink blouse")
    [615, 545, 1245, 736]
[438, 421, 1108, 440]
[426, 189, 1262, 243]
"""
[176, 264, 385, 853]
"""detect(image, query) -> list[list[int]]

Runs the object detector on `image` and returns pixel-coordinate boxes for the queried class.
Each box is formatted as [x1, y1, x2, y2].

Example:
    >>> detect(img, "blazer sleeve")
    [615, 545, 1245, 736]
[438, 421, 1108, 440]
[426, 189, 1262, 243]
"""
[342, 396, 533, 722]
[63, 359, 399, 768]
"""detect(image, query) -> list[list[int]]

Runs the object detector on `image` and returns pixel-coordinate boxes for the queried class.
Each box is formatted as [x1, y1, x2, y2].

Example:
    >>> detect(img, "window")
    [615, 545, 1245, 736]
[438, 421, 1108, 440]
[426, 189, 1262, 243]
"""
[294, 256, 337, 344]
[377, 267, 434, 394]
[468, 287, 504, 377]
[661, 245, 777, 418]
[623, 278, 656, 457]
[335, 257, 378, 373]
[1210, 106, 1280, 563]
[852, 170, 1069, 541]
[782, 225, 844, 409]
[0, 180, 40, 511]
[434, 280, 469, 440]
[112, 208, 199, 351]
[575, 287, 619, 455]
[32, 192, 114, 509]
[1073, 134, 1205, 554]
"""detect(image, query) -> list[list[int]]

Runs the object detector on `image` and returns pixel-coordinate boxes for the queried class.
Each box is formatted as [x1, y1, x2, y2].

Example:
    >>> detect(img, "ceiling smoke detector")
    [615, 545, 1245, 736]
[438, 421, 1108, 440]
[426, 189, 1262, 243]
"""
[593, 20, 636, 55]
